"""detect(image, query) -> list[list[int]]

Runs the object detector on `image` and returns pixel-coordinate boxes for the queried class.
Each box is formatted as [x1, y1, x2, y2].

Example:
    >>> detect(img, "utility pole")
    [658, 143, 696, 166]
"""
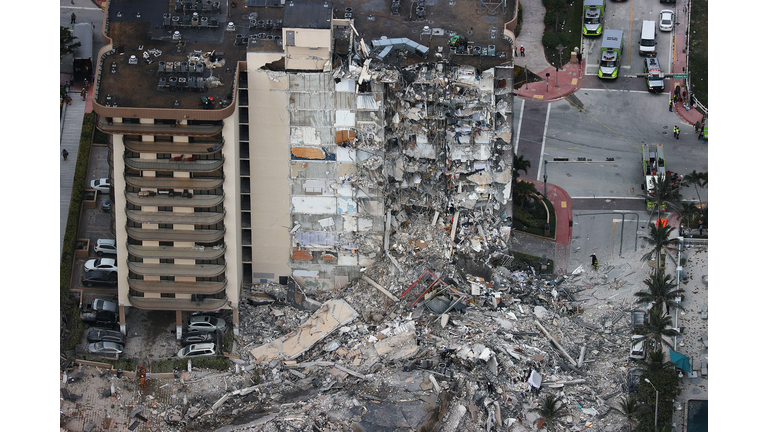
[645, 378, 659, 430]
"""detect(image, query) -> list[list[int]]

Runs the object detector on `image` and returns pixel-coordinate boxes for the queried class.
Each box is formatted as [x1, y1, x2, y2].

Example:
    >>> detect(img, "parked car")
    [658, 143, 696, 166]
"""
[82, 270, 118, 287]
[188, 315, 227, 333]
[630, 335, 647, 360]
[659, 10, 674, 31]
[177, 343, 217, 359]
[80, 310, 118, 328]
[90, 178, 111, 193]
[631, 310, 647, 330]
[92, 298, 118, 313]
[102, 198, 111, 212]
[87, 329, 126, 345]
[88, 341, 124, 357]
[94, 239, 117, 256]
[84, 258, 118, 273]
[181, 331, 218, 347]
[627, 368, 643, 393]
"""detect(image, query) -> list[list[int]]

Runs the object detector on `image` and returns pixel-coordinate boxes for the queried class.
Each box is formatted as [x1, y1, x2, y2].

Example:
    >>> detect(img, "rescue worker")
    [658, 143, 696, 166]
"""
[590, 254, 598, 271]
[669, 98, 673, 112]
[673, 125, 680, 139]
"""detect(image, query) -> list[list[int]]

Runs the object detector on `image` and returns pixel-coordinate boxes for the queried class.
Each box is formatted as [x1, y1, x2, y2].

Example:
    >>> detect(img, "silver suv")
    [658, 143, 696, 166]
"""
[94, 239, 117, 256]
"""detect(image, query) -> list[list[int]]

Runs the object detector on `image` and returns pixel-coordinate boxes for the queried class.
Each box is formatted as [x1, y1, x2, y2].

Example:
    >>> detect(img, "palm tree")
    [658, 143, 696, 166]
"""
[636, 307, 680, 350]
[528, 394, 569, 430]
[682, 170, 707, 207]
[640, 223, 678, 270]
[513, 180, 539, 206]
[640, 349, 677, 374]
[675, 202, 701, 235]
[610, 396, 651, 432]
[513, 154, 532, 184]
[634, 270, 684, 314]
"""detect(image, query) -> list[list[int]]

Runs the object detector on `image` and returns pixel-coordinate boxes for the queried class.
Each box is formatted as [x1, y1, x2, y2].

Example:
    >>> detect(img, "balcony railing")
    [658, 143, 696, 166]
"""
[126, 226, 225, 242]
[124, 175, 224, 190]
[97, 120, 223, 136]
[127, 262, 226, 278]
[124, 139, 224, 155]
[127, 244, 226, 260]
[125, 209, 226, 225]
[125, 191, 225, 208]
[124, 156, 224, 172]
[128, 295, 229, 311]
[128, 279, 227, 295]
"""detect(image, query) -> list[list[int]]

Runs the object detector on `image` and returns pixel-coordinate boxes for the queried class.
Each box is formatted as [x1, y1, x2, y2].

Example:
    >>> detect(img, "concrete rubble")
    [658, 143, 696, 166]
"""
[60, 25, 670, 432]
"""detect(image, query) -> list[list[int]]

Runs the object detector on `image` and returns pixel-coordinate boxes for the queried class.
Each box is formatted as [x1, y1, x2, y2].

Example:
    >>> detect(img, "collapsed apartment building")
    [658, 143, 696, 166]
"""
[91, 0, 518, 334]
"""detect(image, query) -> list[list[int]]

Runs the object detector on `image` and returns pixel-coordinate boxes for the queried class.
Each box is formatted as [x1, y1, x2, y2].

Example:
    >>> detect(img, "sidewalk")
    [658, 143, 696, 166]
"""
[61, 93, 87, 257]
[669, 4, 705, 128]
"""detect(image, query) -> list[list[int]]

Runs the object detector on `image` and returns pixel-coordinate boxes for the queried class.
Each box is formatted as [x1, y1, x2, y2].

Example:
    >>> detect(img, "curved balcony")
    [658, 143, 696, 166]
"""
[125, 175, 224, 190]
[128, 278, 227, 295]
[128, 295, 229, 311]
[126, 192, 225, 208]
[97, 121, 223, 137]
[123, 139, 224, 155]
[127, 244, 227, 260]
[126, 227, 225, 243]
[127, 262, 226, 278]
[124, 156, 225, 172]
[126, 209, 226, 225]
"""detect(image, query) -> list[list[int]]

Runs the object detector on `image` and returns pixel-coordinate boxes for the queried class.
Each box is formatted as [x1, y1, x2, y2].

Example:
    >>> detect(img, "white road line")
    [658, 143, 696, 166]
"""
[573, 88, 650, 94]
[536, 103, 551, 181]
[570, 196, 646, 200]
[514, 99, 525, 155]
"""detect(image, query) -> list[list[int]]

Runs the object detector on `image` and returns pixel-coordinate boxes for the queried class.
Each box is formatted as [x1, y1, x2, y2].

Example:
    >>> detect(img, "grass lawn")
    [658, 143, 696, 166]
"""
[688, 0, 708, 107]
[512, 197, 557, 239]
[542, 2, 583, 69]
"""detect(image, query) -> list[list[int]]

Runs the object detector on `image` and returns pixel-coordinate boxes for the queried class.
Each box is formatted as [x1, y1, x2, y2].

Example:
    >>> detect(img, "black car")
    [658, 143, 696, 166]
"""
[80, 310, 118, 328]
[83, 269, 118, 287]
[87, 329, 126, 345]
[627, 368, 643, 393]
[181, 330, 218, 347]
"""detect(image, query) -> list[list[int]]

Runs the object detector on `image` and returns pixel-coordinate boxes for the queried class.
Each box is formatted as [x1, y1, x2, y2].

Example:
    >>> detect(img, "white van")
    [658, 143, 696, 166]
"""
[639, 20, 656, 56]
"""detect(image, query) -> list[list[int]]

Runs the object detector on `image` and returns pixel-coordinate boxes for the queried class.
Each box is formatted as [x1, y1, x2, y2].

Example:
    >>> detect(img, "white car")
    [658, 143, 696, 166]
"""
[630, 335, 647, 360]
[90, 178, 112, 193]
[88, 341, 124, 357]
[178, 343, 217, 359]
[84, 258, 118, 273]
[93, 298, 118, 313]
[659, 10, 674, 32]
[188, 315, 227, 333]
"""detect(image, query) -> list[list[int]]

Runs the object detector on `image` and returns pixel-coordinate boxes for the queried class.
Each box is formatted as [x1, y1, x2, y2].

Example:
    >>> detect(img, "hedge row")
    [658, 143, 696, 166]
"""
[151, 356, 231, 373]
[61, 112, 96, 351]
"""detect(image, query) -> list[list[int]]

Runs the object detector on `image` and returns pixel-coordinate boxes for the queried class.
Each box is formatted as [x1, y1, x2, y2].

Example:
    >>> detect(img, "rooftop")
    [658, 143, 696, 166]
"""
[94, 0, 517, 112]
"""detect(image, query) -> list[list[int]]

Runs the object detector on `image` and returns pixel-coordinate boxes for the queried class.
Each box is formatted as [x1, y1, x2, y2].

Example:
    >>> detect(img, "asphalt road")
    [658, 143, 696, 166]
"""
[582, 0, 682, 82]
[513, 90, 708, 209]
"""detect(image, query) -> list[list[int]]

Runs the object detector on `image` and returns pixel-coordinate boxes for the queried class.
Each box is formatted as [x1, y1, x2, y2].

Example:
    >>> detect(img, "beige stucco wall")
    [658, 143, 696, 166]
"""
[221, 112, 242, 306]
[246, 52, 292, 282]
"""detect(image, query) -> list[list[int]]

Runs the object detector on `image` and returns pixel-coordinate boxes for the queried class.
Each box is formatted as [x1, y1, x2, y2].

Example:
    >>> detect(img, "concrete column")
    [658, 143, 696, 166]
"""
[176, 310, 183, 340]
[119, 305, 127, 334]
[232, 308, 239, 336]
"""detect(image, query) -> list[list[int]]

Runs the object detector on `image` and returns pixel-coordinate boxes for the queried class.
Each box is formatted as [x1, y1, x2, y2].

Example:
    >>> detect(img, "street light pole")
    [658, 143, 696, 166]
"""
[645, 378, 659, 430]
[543, 160, 548, 199]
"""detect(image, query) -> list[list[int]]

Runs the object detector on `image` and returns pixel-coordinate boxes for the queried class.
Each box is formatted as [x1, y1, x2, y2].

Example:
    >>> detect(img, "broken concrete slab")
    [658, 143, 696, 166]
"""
[250, 299, 359, 361]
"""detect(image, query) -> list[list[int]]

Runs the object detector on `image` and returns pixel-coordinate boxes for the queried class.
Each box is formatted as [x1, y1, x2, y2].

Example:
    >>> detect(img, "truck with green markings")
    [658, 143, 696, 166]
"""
[598, 30, 623, 79]
[583, 0, 605, 36]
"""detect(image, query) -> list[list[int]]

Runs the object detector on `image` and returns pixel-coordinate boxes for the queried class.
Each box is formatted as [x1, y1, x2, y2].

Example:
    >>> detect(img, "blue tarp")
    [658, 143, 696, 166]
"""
[669, 349, 691, 373]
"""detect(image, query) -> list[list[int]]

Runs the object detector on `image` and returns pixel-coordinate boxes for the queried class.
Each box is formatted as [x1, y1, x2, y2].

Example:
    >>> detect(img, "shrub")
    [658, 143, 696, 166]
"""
[61, 112, 96, 351]
[542, 32, 560, 49]
[223, 329, 235, 353]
